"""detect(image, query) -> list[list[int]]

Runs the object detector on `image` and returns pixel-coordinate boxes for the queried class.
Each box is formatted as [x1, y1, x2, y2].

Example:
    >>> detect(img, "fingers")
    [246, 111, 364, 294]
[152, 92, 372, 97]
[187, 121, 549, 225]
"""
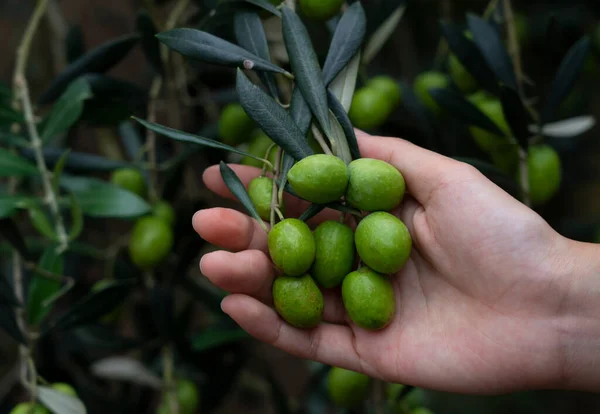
[221, 294, 374, 374]
[192, 208, 268, 253]
[355, 130, 468, 206]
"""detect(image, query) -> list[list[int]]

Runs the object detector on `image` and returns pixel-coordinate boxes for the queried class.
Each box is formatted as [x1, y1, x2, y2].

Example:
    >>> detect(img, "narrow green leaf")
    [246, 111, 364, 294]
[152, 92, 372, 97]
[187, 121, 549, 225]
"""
[237, 70, 313, 160]
[133, 117, 270, 167]
[20, 147, 131, 172]
[0, 105, 24, 125]
[328, 52, 361, 113]
[328, 91, 361, 159]
[282, 7, 331, 134]
[27, 247, 63, 326]
[73, 325, 144, 351]
[38, 385, 87, 414]
[0, 148, 38, 177]
[299, 204, 325, 222]
[90, 357, 162, 389]
[60, 176, 151, 218]
[289, 88, 313, 136]
[136, 9, 164, 76]
[234, 11, 279, 99]
[429, 88, 507, 136]
[529, 115, 596, 138]
[39, 34, 140, 105]
[0, 218, 30, 259]
[27, 205, 57, 241]
[51, 149, 71, 195]
[0, 81, 12, 103]
[0, 303, 26, 344]
[156, 28, 290, 76]
[326, 112, 352, 164]
[41, 78, 93, 143]
[191, 327, 249, 352]
[65, 25, 86, 63]
[68, 193, 84, 241]
[362, 4, 406, 65]
[83, 73, 148, 105]
[219, 162, 267, 231]
[0, 195, 32, 219]
[118, 121, 145, 161]
[500, 86, 532, 150]
[0, 130, 29, 148]
[322, 2, 367, 85]
[541, 36, 590, 125]
[277, 153, 295, 191]
[467, 14, 518, 91]
[243, 0, 281, 17]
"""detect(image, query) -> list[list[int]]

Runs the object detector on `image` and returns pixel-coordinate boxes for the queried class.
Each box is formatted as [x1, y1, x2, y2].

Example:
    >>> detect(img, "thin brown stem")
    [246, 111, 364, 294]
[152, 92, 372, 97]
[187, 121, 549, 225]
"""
[163, 345, 178, 414]
[146, 76, 163, 202]
[310, 125, 333, 155]
[270, 148, 283, 229]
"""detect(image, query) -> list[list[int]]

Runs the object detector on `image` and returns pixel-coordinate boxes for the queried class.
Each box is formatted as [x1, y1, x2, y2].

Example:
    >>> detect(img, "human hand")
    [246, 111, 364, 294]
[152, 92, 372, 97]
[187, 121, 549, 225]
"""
[192, 130, 580, 394]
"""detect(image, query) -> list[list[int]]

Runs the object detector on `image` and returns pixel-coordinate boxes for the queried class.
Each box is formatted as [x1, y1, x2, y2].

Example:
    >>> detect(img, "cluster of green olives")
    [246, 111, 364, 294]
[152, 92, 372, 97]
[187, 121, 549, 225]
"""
[10, 383, 79, 414]
[249, 154, 411, 331]
[109, 168, 176, 270]
[349, 76, 402, 130]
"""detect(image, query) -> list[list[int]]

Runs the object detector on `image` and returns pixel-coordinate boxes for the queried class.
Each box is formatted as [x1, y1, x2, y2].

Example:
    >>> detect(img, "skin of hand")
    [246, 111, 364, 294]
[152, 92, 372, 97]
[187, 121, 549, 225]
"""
[192, 130, 600, 394]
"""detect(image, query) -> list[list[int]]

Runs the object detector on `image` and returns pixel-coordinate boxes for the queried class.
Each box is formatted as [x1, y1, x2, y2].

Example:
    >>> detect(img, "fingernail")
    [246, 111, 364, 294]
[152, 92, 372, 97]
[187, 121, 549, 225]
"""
[199, 255, 205, 274]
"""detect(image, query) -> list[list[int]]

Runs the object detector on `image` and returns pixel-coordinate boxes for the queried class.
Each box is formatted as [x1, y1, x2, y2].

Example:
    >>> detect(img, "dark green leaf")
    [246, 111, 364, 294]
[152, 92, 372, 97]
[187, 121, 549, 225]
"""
[0, 195, 31, 219]
[0, 218, 30, 259]
[39, 34, 140, 105]
[38, 385, 86, 414]
[237, 70, 313, 161]
[0, 130, 29, 148]
[60, 176, 151, 218]
[133, 117, 270, 166]
[27, 204, 57, 241]
[27, 247, 63, 325]
[67, 193, 84, 241]
[136, 9, 164, 76]
[322, 2, 367, 85]
[453, 157, 520, 199]
[500, 86, 531, 150]
[119, 121, 145, 161]
[72, 325, 144, 351]
[277, 153, 295, 194]
[213, 0, 282, 18]
[21, 147, 130, 172]
[0, 149, 38, 177]
[299, 204, 325, 222]
[467, 14, 517, 90]
[65, 25, 85, 63]
[282, 7, 331, 134]
[234, 11, 279, 99]
[440, 22, 499, 95]
[289, 87, 312, 136]
[219, 162, 267, 230]
[0, 81, 12, 103]
[327, 90, 360, 159]
[0, 303, 26, 344]
[191, 327, 248, 352]
[541, 36, 590, 125]
[243, 0, 281, 16]
[399, 81, 438, 151]
[429, 88, 507, 136]
[83, 73, 148, 105]
[0, 105, 24, 125]
[41, 77, 93, 143]
[362, 3, 406, 64]
[156, 28, 290, 76]
[46, 279, 134, 333]
[51, 149, 70, 195]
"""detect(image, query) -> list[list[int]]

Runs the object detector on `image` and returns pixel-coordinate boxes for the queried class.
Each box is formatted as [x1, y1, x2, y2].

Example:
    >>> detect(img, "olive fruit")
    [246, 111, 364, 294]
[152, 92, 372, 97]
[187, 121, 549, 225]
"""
[468, 99, 511, 153]
[248, 177, 285, 221]
[413, 71, 449, 115]
[241, 131, 278, 169]
[527, 144, 561, 206]
[342, 267, 396, 330]
[355, 212, 411, 274]
[346, 158, 406, 212]
[299, 0, 344, 21]
[467, 90, 494, 106]
[10, 403, 49, 414]
[129, 216, 174, 270]
[110, 168, 146, 198]
[327, 367, 371, 408]
[152, 200, 176, 226]
[368, 76, 402, 108]
[52, 382, 78, 397]
[273, 274, 324, 328]
[287, 154, 349, 203]
[91, 279, 123, 323]
[312, 221, 355, 288]
[349, 87, 393, 130]
[412, 408, 435, 414]
[268, 219, 315, 276]
[218, 103, 255, 146]
[448, 54, 477, 93]
[157, 379, 200, 414]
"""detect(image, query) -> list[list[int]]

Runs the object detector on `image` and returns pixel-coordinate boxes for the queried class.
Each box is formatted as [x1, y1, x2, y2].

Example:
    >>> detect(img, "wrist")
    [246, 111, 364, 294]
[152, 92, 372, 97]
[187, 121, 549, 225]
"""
[553, 236, 600, 391]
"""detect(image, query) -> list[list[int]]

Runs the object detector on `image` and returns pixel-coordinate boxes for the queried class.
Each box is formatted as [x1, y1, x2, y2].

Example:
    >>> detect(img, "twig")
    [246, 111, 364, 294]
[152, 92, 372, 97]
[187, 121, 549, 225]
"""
[503, 0, 524, 97]
[146, 76, 163, 203]
[12, 252, 29, 389]
[162, 345, 179, 414]
[310, 125, 333, 155]
[270, 148, 283, 229]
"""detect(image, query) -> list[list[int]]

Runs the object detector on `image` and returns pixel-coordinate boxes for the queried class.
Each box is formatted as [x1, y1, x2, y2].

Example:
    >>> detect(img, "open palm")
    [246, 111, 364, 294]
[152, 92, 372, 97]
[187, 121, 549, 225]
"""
[193, 131, 569, 394]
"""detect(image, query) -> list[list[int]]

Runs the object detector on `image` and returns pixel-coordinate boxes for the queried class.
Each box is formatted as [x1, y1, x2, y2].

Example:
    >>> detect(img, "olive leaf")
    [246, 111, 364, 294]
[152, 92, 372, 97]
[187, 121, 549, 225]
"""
[27, 204, 57, 241]
[541, 36, 590, 125]
[27, 247, 64, 326]
[156, 28, 290, 76]
[362, 3, 406, 65]
[278, 153, 295, 191]
[65, 25, 85, 64]
[500, 86, 532, 150]
[39, 34, 140, 105]
[51, 150, 70, 195]
[219, 162, 267, 231]
[191, 327, 249, 352]
[529, 115, 596, 138]
[38, 386, 87, 414]
[322, 2, 367, 85]
[467, 14, 518, 91]
[68, 193, 84, 241]
[326, 112, 352, 164]
[234, 11, 279, 99]
[90, 357, 162, 389]
[73, 325, 144, 352]
[328, 52, 361, 113]
[0, 149, 38, 177]
[119, 120, 145, 162]
[0, 195, 32, 220]
[289, 88, 313, 136]
[237, 70, 313, 161]
[299, 204, 325, 222]
[20, 147, 130, 173]
[328, 91, 360, 160]
[136, 9, 164, 76]
[282, 7, 331, 135]
[429, 88, 507, 136]
[133, 117, 270, 167]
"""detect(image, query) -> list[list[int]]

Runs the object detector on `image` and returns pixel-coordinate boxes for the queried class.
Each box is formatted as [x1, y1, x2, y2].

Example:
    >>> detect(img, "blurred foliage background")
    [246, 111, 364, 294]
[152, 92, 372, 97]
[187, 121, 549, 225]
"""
[1, 0, 600, 413]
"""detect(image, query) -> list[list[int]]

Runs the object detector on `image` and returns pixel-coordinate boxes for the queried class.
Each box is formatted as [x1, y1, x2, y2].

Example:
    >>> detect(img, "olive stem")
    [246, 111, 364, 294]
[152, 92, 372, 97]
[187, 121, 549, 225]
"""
[162, 344, 179, 414]
[310, 125, 333, 155]
[146, 76, 164, 203]
[270, 148, 283, 229]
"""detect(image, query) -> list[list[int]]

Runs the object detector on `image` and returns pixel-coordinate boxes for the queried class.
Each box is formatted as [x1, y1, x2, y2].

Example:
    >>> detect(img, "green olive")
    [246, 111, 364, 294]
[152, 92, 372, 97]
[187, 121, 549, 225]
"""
[10, 403, 49, 414]
[51, 382, 78, 397]
[218, 103, 255, 146]
[128, 216, 174, 270]
[468, 99, 512, 153]
[346, 158, 406, 212]
[355, 212, 411, 274]
[299, 0, 344, 21]
[152, 200, 176, 227]
[312, 221, 355, 288]
[241, 131, 278, 169]
[342, 267, 396, 330]
[448, 54, 477, 93]
[413, 71, 449, 115]
[110, 168, 146, 198]
[287, 154, 349, 203]
[527, 144, 561, 206]
[349, 87, 393, 130]
[273, 274, 324, 328]
[248, 177, 285, 221]
[268, 219, 315, 276]
[327, 367, 371, 408]
[367, 76, 402, 108]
